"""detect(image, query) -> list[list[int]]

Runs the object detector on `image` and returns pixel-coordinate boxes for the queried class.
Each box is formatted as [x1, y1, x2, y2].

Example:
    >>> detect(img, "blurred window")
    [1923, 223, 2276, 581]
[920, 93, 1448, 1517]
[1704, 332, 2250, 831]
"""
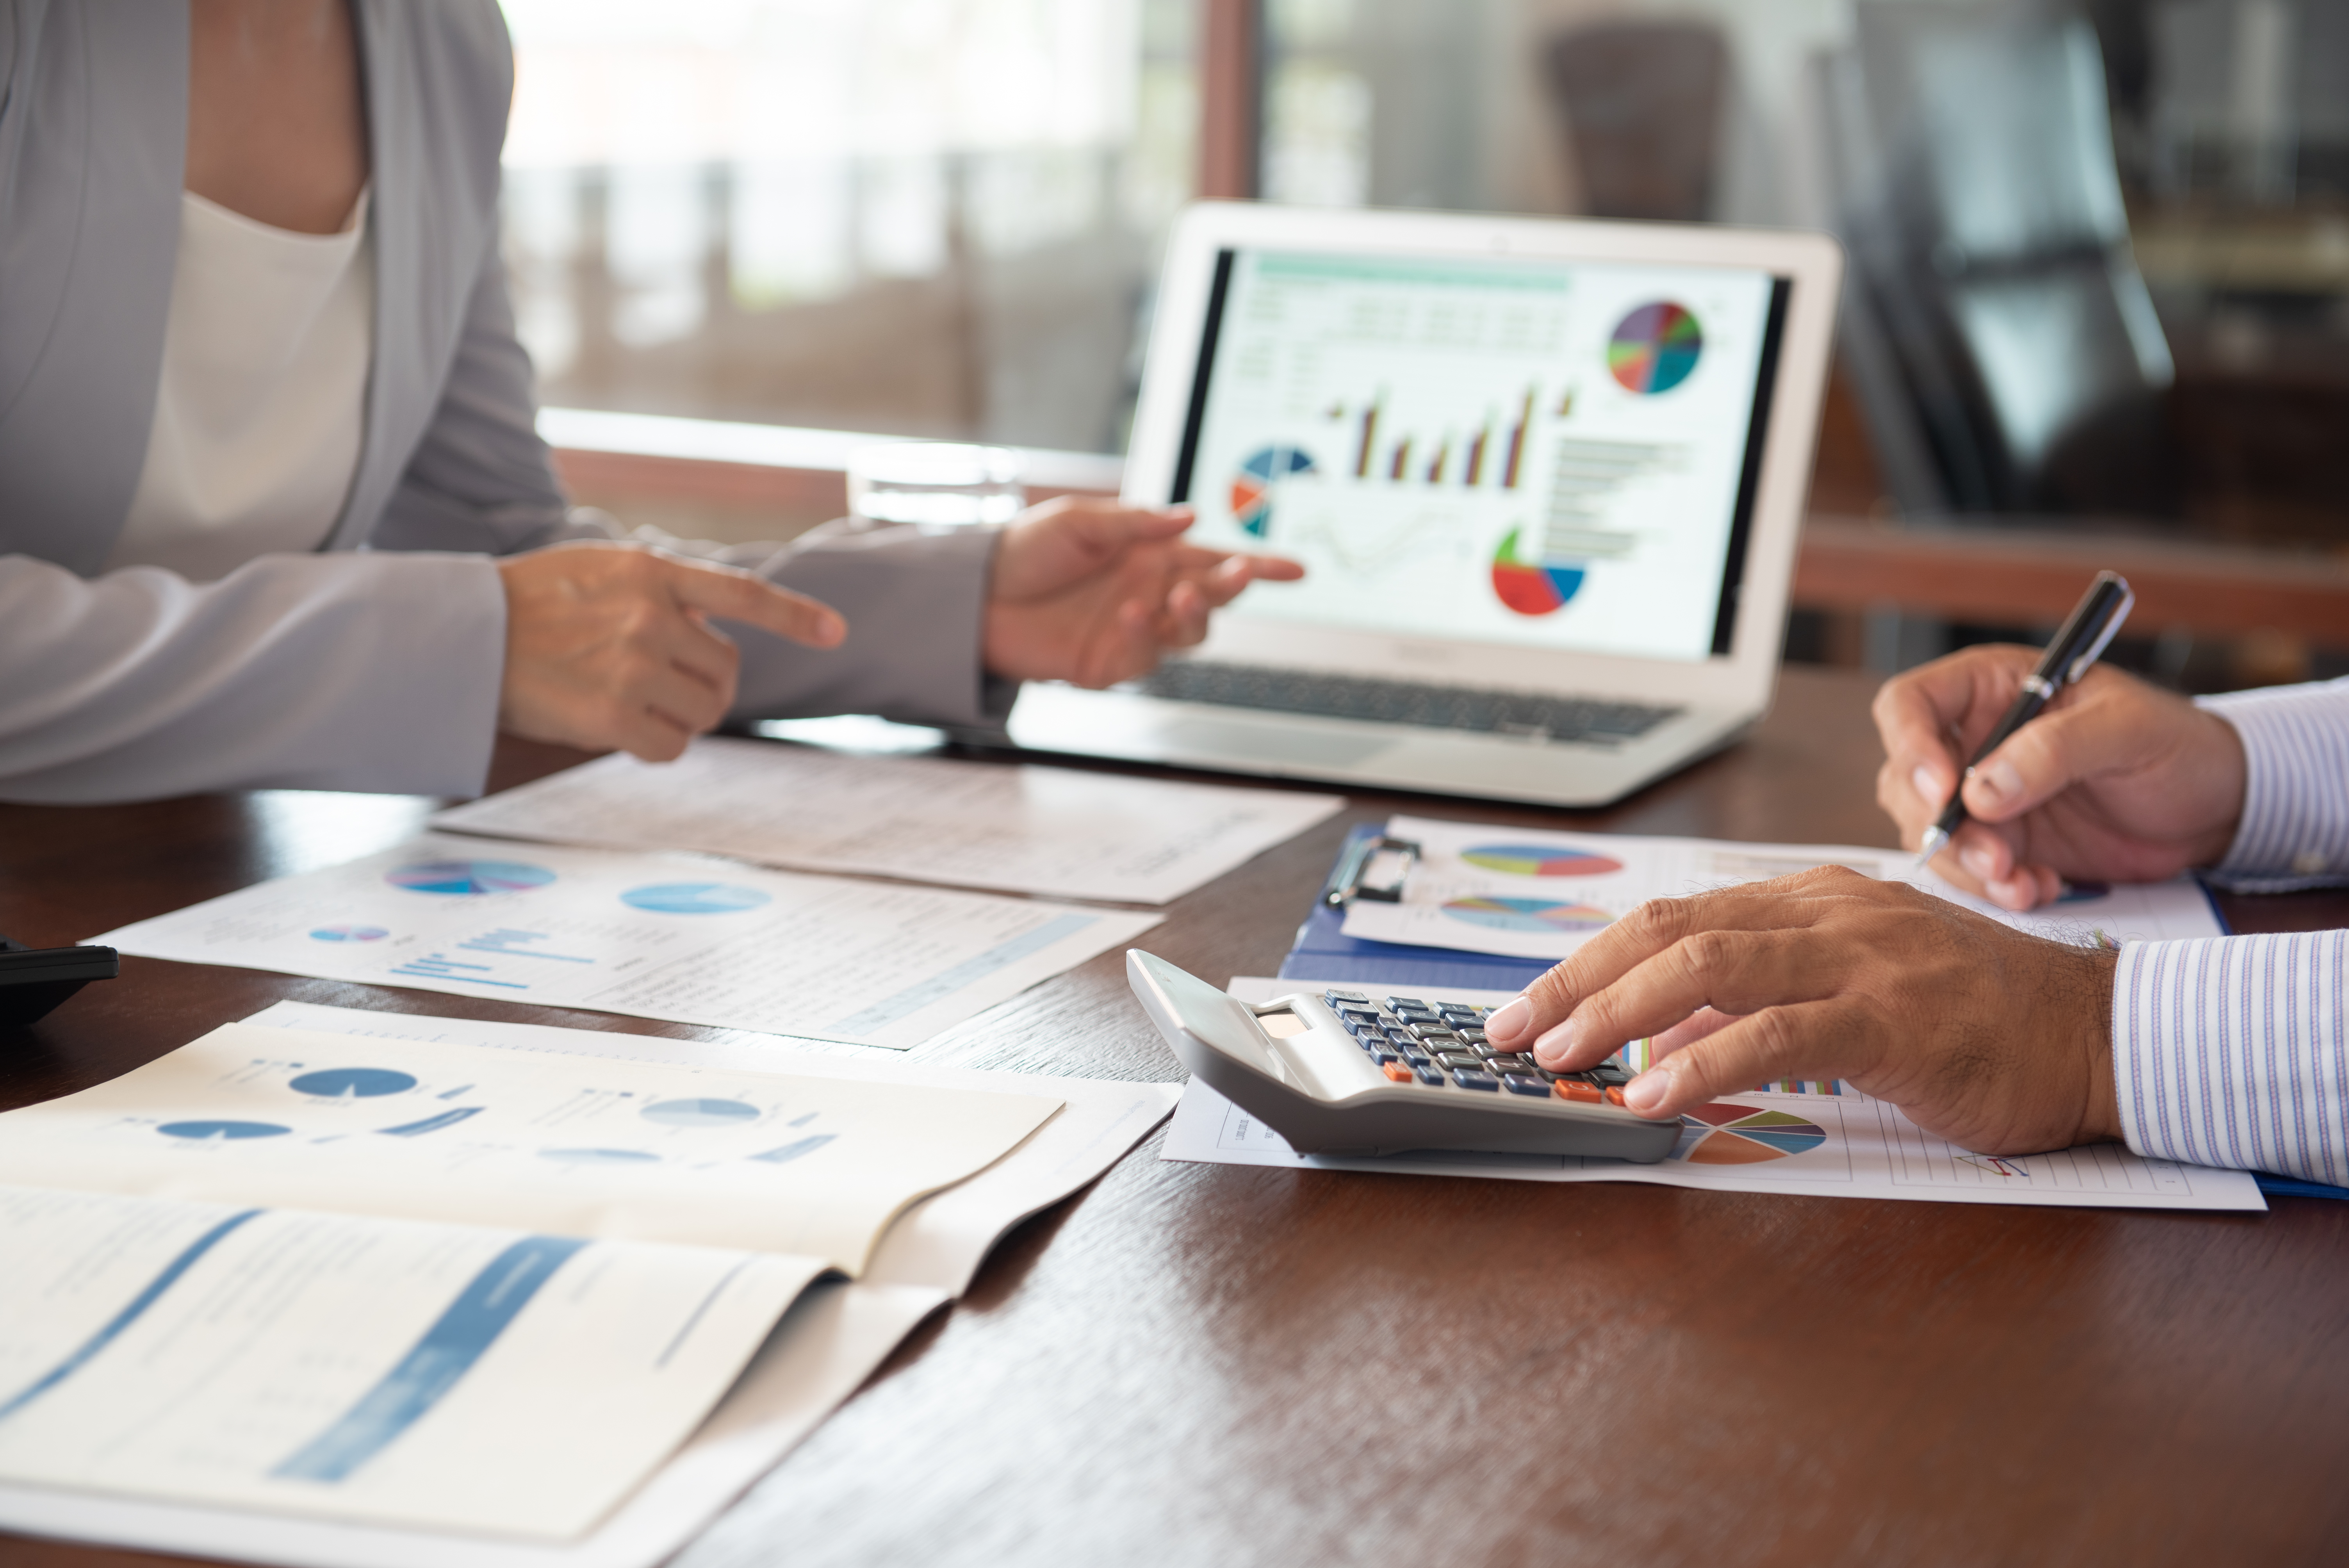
[499, 0, 1198, 452]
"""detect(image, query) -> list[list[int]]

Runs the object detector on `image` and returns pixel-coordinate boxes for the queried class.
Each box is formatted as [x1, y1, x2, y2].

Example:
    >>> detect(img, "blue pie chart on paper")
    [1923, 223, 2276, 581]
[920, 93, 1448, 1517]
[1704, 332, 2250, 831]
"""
[642, 1097, 761, 1128]
[290, 1067, 418, 1099]
[310, 925, 389, 943]
[541, 1147, 662, 1164]
[620, 882, 772, 915]
[387, 860, 556, 896]
[159, 1120, 291, 1141]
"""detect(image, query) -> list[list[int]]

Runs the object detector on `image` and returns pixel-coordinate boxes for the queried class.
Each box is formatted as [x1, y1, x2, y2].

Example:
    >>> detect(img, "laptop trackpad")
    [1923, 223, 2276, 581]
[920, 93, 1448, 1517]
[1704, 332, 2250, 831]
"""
[1157, 717, 1392, 769]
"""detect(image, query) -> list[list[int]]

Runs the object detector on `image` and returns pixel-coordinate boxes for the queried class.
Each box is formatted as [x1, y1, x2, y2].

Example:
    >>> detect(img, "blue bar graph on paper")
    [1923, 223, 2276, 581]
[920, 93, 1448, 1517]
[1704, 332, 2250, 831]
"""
[273, 1236, 588, 1484]
[456, 929, 594, 963]
[390, 929, 595, 989]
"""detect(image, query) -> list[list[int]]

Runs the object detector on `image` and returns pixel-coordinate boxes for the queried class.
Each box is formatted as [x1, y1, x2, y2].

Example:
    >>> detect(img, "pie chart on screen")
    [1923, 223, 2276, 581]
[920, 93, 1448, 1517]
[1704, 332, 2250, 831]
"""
[1442, 896, 1613, 934]
[1607, 302, 1703, 394]
[1490, 527, 1585, 616]
[1675, 1103, 1827, 1163]
[1229, 445, 1315, 538]
[1460, 845, 1625, 878]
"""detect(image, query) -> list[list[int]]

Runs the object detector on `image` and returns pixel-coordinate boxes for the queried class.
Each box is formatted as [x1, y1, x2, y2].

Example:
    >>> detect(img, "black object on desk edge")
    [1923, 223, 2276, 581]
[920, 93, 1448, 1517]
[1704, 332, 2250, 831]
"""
[0, 935, 120, 1026]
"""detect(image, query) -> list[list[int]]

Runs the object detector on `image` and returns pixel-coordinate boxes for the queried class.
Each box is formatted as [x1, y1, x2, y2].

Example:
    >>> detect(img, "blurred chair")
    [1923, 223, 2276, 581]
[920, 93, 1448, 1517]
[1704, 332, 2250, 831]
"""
[1543, 20, 1728, 223]
[1819, 1, 2178, 516]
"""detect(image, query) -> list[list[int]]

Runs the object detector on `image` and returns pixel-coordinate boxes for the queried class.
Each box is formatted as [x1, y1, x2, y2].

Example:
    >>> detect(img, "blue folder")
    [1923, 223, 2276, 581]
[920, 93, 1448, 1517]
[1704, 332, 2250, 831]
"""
[1275, 824, 1551, 993]
[1272, 824, 2346, 1203]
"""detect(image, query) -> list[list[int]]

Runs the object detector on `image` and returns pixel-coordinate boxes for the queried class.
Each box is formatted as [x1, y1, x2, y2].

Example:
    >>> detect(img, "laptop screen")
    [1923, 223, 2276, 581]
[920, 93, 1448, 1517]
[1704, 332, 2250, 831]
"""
[1167, 248, 1791, 663]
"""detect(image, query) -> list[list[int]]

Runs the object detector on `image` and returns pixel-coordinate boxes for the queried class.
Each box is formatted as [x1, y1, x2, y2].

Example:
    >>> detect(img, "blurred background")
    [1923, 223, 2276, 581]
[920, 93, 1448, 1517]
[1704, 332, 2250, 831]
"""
[502, 0, 2349, 690]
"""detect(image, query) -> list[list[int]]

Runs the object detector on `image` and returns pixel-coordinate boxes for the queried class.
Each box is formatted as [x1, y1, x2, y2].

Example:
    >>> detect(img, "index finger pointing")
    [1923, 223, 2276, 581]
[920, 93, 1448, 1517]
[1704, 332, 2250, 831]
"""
[662, 559, 847, 649]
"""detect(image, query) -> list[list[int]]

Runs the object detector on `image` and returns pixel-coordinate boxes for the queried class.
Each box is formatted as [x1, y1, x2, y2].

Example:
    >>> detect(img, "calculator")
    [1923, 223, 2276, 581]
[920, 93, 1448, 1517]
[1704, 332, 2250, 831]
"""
[1126, 950, 1679, 1161]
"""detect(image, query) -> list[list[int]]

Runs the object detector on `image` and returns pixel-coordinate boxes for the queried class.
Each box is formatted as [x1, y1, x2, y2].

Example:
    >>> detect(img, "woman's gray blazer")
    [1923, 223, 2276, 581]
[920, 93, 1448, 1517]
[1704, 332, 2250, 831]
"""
[0, 1, 1004, 804]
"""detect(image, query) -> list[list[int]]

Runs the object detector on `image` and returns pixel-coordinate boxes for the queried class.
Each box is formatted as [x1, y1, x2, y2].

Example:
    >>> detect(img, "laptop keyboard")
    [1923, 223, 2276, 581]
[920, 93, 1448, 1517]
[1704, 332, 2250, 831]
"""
[1132, 661, 1681, 745]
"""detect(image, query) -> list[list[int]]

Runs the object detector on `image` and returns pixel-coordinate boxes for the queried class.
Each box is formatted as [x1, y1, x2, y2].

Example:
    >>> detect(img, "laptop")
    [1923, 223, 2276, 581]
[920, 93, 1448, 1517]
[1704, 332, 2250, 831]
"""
[1003, 202, 1844, 807]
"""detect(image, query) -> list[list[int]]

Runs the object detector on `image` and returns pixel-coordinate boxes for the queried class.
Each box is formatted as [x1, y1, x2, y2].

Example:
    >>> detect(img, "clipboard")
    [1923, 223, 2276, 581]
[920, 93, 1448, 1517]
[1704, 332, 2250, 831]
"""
[1275, 824, 1553, 992]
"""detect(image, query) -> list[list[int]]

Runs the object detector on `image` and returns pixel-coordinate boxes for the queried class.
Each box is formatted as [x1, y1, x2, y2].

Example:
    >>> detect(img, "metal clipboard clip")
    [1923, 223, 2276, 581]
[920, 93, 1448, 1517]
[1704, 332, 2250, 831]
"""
[1323, 835, 1420, 908]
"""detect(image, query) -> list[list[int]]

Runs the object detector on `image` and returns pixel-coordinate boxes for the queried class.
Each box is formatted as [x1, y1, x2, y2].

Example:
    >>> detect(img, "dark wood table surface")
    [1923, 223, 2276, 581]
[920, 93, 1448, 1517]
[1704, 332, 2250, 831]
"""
[5, 666, 2347, 1568]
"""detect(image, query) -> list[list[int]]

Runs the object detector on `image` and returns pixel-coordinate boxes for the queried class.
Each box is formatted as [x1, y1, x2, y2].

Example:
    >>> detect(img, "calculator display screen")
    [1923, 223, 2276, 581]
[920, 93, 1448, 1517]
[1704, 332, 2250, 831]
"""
[1169, 248, 1789, 663]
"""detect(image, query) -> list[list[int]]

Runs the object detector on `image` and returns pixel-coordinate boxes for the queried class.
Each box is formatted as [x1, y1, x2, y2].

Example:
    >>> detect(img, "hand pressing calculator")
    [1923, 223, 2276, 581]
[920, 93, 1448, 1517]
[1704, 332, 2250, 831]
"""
[1126, 950, 1678, 1162]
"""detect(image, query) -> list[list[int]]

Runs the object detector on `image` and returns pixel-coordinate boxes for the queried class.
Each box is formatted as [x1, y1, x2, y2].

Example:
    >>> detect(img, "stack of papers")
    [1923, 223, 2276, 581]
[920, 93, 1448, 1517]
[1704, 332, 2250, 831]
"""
[1339, 814, 2228, 960]
[94, 834, 1160, 1049]
[0, 1003, 1181, 1565]
[431, 735, 1345, 905]
[97, 740, 1342, 1051]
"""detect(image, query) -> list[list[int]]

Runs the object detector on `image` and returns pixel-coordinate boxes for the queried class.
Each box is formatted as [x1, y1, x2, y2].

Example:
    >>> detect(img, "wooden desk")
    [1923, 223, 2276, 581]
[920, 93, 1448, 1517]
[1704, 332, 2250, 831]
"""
[5, 667, 2348, 1567]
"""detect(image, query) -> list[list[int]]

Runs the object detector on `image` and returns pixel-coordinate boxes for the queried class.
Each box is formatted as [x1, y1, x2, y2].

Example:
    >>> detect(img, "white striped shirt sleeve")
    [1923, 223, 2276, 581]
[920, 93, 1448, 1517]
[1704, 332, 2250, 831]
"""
[2196, 675, 2349, 891]
[2114, 931, 2349, 1182]
[2112, 677, 2349, 1179]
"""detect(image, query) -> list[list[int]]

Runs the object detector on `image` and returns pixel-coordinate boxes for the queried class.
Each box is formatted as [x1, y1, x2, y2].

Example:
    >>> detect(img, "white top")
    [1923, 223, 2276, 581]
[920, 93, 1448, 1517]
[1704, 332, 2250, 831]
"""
[105, 188, 374, 580]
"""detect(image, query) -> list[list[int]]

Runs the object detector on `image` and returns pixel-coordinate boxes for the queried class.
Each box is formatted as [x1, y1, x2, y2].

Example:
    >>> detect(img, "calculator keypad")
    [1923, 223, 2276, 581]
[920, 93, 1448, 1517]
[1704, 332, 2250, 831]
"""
[1325, 991, 1636, 1108]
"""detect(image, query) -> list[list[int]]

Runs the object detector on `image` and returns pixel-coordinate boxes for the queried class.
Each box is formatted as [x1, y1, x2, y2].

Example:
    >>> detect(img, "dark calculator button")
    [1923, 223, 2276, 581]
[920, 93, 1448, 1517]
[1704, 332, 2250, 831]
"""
[1453, 1069, 1501, 1091]
[1385, 994, 1434, 1012]
[1400, 1049, 1434, 1068]
[1411, 1026, 1460, 1044]
[1455, 1029, 1489, 1046]
[1501, 1074, 1551, 1096]
[1326, 990, 1371, 1005]
[1367, 1047, 1400, 1065]
[1434, 1052, 1484, 1071]
[1437, 1006, 1483, 1026]
[1486, 1053, 1536, 1075]
[1590, 1063, 1631, 1086]
[1413, 1066, 1447, 1086]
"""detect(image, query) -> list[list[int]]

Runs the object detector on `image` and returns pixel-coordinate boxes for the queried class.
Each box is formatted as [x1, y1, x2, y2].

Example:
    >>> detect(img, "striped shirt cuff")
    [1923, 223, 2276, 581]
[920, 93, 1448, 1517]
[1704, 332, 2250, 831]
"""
[2114, 932, 2349, 1183]
[2197, 677, 2349, 891]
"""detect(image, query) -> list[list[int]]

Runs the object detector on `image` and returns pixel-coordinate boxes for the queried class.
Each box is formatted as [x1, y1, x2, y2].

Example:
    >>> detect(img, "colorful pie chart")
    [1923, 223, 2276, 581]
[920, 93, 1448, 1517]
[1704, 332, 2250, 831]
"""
[1460, 845, 1626, 878]
[1229, 445, 1315, 538]
[1490, 526, 1585, 617]
[1608, 301, 1703, 394]
[1441, 896, 1614, 934]
[1675, 1103, 1827, 1163]
[386, 860, 556, 896]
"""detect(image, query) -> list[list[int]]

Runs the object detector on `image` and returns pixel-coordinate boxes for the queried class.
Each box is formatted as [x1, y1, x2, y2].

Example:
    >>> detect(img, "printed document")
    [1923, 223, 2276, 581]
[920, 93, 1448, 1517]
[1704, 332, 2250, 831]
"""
[0, 1005, 1180, 1568]
[1340, 814, 2225, 960]
[93, 833, 1158, 1048]
[431, 735, 1344, 905]
[1165, 980, 2265, 1213]
[0, 1020, 1066, 1540]
[0, 1023, 1062, 1273]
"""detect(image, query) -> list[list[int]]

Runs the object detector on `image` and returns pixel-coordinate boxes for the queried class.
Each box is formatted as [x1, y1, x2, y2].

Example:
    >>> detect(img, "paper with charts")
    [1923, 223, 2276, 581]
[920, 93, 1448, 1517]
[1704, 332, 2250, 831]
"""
[1162, 980, 2263, 1212]
[94, 834, 1158, 1048]
[1339, 814, 2226, 960]
[0, 1022, 1062, 1539]
[430, 735, 1344, 905]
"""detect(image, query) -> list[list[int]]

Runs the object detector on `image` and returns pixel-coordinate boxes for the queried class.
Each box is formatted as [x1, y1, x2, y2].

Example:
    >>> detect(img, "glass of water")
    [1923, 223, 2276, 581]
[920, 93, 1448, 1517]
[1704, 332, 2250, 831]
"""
[845, 442, 1025, 528]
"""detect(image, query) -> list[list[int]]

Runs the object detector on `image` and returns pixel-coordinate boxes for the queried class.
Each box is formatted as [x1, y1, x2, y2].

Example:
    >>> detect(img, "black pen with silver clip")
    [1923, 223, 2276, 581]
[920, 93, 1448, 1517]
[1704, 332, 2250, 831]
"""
[1913, 570, 2136, 872]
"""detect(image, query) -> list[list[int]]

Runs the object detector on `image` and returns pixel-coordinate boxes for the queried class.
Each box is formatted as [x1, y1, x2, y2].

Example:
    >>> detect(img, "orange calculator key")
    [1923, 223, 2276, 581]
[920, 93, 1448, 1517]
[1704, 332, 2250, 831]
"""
[1381, 1061, 1414, 1083]
[1554, 1082, 1602, 1104]
[1604, 1087, 1628, 1106]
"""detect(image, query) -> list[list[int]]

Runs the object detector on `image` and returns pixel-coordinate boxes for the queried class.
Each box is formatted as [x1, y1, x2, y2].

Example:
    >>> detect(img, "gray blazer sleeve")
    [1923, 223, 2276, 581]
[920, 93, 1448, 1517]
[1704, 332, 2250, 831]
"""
[0, 241, 1006, 804]
[0, 551, 507, 804]
[364, 244, 1011, 732]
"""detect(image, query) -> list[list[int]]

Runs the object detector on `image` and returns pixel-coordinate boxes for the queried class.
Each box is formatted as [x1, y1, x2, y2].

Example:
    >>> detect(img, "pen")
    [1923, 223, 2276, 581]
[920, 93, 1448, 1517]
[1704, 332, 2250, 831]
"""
[1912, 570, 2136, 873]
